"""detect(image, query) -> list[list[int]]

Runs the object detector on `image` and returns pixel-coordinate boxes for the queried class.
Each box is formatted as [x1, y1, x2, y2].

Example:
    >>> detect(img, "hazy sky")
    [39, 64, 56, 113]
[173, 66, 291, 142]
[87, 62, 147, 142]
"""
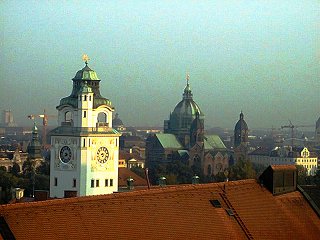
[1, 0, 319, 129]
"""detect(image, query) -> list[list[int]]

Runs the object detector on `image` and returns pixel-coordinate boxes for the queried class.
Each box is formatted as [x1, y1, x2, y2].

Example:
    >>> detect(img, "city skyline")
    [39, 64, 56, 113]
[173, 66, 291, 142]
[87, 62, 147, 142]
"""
[1, 1, 319, 129]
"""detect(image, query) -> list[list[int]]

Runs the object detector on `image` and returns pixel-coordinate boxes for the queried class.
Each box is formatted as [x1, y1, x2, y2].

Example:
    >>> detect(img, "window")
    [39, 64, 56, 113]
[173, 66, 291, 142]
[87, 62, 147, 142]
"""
[91, 179, 94, 188]
[84, 95, 87, 101]
[96, 179, 100, 187]
[83, 111, 87, 118]
[83, 139, 86, 147]
[110, 179, 113, 187]
[73, 179, 76, 188]
[65, 111, 73, 122]
[105, 179, 108, 187]
[54, 177, 58, 186]
[89, 96, 92, 101]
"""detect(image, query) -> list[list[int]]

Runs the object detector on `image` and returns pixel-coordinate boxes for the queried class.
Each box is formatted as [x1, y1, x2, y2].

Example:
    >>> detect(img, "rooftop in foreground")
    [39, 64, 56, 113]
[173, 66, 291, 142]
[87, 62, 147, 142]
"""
[1, 179, 319, 240]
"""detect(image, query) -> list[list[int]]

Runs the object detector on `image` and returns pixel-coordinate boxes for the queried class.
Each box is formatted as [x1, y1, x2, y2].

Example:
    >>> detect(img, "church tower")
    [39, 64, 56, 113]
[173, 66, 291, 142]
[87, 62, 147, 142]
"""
[50, 56, 121, 198]
[316, 116, 320, 146]
[234, 111, 249, 162]
[27, 123, 43, 163]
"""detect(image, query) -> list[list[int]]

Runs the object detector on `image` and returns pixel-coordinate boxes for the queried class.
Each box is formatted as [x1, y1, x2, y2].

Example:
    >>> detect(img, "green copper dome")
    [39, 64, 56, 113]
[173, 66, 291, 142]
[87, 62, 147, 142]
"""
[167, 80, 204, 132]
[73, 64, 100, 81]
[57, 62, 113, 110]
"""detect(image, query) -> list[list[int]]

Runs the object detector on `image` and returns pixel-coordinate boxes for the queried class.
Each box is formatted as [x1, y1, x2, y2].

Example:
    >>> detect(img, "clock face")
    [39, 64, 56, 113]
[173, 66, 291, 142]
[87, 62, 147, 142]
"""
[96, 146, 109, 164]
[60, 146, 72, 163]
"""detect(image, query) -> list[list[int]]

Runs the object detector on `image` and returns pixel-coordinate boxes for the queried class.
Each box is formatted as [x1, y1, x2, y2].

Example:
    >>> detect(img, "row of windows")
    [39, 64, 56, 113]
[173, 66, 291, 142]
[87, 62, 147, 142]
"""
[79, 95, 92, 101]
[303, 165, 317, 169]
[91, 179, 113, 188]
[53, 178, 114, 188]
[297, 159, 317, 163]
[82, 138, 118, 147]
[252, 156, 318, 163]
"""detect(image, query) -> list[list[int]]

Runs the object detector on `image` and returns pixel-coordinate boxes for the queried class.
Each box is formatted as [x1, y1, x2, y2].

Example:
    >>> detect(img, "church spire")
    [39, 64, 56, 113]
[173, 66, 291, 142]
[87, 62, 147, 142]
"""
[183, 73, 193, 100]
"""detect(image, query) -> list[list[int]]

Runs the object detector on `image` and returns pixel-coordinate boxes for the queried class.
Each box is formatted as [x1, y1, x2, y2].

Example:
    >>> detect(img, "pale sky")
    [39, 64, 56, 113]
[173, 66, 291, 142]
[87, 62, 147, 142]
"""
[1, 0, 319, 129]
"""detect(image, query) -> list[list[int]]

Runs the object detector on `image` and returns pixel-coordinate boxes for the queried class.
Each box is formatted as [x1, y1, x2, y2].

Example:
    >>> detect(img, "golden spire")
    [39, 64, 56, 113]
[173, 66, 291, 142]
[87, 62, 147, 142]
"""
[186, 72, 190, 85]
[82, 54, 90, 65]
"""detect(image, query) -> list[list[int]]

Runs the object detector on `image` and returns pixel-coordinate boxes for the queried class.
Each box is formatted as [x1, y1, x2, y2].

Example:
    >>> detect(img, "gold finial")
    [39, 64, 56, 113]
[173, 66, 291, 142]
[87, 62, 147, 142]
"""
[82, 54, 90, 65]
[186, 72, 190, 85]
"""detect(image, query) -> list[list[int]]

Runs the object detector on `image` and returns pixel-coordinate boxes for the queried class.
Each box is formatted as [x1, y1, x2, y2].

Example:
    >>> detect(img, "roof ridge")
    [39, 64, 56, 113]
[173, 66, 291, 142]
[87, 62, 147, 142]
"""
[0, 180, 257, 211]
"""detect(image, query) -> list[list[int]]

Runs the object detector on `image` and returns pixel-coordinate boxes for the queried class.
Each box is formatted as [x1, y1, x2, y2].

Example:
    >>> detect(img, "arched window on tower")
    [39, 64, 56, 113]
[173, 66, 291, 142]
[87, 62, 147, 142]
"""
[64, 111, 73, 126]
[97, 112, 108, 127]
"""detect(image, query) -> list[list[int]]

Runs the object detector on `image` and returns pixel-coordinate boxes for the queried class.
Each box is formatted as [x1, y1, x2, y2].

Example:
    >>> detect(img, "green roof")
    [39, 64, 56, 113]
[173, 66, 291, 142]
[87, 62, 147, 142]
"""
[156, 134, 183, 149]
[204, 135, 226, 150]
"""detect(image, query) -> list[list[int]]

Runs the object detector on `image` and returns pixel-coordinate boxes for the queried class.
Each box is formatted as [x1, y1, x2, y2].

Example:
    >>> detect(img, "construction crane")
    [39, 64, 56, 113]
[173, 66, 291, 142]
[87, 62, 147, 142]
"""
[28, 109, 56, 148]
[281, 120, 315, 148]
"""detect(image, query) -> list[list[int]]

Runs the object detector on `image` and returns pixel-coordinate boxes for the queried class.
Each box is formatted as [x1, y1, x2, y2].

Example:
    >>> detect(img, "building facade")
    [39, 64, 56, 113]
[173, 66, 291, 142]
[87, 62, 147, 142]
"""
[50, 59, 120, 198]
[249, 146, 318, 176]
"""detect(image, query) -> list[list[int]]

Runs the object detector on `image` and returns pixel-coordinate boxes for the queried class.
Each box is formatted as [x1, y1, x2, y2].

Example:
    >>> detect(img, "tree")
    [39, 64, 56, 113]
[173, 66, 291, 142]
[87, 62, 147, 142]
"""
[296, 165, 308, 185]
[36, 160, 50, 176]
[0, 169, 19, 203]
[228, 159, 256, 181]
[11, 163, 21, 177]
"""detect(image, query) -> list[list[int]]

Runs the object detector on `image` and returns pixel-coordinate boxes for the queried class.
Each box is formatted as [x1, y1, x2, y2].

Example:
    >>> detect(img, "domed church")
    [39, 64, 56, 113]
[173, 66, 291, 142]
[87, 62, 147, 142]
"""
[146, 75, 230, 179]
[164, 75, 204, 147]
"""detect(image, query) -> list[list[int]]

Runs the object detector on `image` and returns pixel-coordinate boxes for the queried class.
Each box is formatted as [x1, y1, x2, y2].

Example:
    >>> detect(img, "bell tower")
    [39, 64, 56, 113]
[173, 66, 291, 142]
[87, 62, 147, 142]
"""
[50, 55, 121, 198]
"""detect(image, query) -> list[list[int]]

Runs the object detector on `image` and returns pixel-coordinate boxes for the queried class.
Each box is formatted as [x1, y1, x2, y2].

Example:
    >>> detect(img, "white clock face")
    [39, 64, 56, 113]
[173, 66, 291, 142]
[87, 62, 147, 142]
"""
[96, 146, 109, 164]
[60, 146, 72, 163]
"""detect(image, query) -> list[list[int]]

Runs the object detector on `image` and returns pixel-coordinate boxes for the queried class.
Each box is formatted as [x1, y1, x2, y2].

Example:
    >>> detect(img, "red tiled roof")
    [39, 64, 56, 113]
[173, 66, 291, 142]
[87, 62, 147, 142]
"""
[270, 165, 297, 171]
[0, 179, 319, 240]
[119, 150, 143, 161]
[118, 168, 147, 187]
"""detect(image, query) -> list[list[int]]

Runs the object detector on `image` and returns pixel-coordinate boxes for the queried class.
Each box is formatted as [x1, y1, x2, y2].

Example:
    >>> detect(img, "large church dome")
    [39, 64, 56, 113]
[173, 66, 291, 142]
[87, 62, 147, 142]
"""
[164, 77, 204, 142]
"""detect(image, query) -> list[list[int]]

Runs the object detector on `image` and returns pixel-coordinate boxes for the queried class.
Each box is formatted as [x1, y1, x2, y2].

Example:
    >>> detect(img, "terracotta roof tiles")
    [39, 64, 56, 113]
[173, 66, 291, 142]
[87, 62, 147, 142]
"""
[0, 179, 319, 240]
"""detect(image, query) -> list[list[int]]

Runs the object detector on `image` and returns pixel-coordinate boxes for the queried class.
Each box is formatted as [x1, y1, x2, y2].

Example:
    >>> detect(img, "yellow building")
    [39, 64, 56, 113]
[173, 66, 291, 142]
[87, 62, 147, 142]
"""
[249, 147, 318, 176]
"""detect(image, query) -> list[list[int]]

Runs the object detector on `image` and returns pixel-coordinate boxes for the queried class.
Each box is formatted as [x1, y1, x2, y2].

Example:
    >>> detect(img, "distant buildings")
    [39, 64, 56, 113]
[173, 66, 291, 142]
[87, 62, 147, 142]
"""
[146, 76, 231, 178]
[249, 146, 318, 175]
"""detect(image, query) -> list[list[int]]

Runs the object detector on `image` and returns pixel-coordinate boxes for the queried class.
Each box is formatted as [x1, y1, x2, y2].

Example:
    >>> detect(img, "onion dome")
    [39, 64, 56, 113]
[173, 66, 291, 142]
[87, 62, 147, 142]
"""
[234, 111, 249, 148]
[235, 112, 248, 131]
[73, 64, 99, 81]
[57, 59, 113, 110]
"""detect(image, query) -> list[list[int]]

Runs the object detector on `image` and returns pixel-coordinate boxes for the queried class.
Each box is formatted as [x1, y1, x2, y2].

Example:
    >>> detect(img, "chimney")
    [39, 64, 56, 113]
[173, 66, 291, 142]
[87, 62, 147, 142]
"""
[159, 176, 166, 187]
[192, 175, 200, 184]
[127, 177, 134, 190]
[11, 188, 24, 200]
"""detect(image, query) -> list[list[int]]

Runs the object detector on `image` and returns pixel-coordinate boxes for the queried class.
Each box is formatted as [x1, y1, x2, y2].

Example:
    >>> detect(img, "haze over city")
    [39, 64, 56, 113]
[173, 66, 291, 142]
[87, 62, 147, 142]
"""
[1, 0, 319, 129]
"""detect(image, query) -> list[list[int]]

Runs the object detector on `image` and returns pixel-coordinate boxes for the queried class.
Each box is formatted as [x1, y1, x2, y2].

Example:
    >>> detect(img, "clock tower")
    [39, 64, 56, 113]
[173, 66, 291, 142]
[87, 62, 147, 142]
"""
[50, 56, 121, 198]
